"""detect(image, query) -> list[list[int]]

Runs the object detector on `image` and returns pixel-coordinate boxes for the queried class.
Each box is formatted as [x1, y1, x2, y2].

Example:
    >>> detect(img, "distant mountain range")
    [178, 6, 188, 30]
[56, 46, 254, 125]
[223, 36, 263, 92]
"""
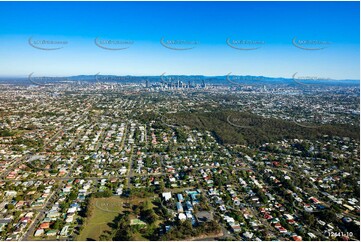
[0, 74, 359, 86]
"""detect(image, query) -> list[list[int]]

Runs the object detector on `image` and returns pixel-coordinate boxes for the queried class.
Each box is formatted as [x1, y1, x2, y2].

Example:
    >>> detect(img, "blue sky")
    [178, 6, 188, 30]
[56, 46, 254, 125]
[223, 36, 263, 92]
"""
[0, 1, 359, 79]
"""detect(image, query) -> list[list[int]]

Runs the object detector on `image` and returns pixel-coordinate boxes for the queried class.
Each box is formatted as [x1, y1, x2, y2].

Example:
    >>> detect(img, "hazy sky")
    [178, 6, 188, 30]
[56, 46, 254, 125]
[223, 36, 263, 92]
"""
[0, 1, 359, 79]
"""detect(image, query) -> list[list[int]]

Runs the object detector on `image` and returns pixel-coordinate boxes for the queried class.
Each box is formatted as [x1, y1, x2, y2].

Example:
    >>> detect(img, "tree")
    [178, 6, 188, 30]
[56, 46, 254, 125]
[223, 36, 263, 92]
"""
[69, 191, 77, 200]
[52, 220, 62, 230]
[6, 204, 14, 210]
[113, 213, 135, 240]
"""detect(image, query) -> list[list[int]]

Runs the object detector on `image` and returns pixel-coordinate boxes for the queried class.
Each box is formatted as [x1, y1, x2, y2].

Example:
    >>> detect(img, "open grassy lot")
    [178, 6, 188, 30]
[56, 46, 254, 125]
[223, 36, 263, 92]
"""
[77, 197, 123, 241]
[77, 196, 156, 241]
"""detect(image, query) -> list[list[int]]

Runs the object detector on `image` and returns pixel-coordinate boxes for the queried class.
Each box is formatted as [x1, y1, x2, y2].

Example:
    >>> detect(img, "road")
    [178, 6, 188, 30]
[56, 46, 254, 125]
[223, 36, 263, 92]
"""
[197, 186, 236, 241]
[20, 133, 82, 241]
[125, 145, 135, 190]
[0, 154, 31, 179]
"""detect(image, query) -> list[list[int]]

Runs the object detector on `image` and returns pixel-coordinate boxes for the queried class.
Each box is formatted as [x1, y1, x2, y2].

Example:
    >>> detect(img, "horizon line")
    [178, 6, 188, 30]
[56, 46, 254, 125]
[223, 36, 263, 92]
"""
[0, 74, 359, 82]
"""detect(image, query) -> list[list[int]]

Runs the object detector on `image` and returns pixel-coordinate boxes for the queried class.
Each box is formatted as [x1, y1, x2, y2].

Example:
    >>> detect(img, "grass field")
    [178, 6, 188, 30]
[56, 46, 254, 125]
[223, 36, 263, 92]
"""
[77, 196, 156, 241]
[77, 196, 123, 241]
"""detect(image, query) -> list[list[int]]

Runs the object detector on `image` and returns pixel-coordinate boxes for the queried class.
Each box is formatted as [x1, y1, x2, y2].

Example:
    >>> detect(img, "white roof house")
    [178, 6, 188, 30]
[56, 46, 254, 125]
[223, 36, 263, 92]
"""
[178, 213, 187, 221]
[162, 192, 172, 201]
[34, 229, 44, 237]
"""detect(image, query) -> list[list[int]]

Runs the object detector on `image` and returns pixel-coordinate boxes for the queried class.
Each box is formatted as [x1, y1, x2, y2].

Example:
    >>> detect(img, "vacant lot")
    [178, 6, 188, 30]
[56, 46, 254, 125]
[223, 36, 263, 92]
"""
[77, 196, 155, 241]
[77, 196, 124, 241]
